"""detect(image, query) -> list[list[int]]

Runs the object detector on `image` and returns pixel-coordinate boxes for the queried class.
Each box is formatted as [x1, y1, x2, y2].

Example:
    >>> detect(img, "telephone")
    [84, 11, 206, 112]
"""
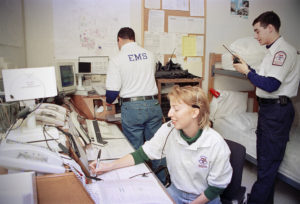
[39, 103, 67, 115]
[0, 139, 65, 174]
[35, 103, 67, 127]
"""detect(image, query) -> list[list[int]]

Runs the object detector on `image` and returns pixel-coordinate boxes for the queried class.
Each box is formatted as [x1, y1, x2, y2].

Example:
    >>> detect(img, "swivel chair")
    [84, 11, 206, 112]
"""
[221, 139, 247, 204]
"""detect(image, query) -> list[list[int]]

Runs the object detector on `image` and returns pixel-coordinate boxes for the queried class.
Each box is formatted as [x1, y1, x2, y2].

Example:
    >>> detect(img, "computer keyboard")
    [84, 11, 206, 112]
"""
[86, 119, 107, 146]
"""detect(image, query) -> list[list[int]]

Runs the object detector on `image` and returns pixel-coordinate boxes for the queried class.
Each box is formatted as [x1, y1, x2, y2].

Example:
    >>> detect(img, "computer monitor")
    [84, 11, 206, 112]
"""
[2, 67, 57, 102]
[55, 62, 76, 95]
[78, 62, 91, 73]
[2, 66, 57, 130]
[76, 62, 92, 91]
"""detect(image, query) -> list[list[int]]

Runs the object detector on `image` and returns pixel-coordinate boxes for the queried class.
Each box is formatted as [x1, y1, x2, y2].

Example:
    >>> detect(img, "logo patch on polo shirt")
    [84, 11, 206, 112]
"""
[198, 156, 208, 168]
[272, 51, 286, 66]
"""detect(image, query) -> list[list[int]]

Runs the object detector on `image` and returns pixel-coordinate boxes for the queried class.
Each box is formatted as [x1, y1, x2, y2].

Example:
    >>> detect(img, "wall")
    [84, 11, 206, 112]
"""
[0, 0, 26, 72]
[23, 0, 54, 67]
[23, 0, 142, 67]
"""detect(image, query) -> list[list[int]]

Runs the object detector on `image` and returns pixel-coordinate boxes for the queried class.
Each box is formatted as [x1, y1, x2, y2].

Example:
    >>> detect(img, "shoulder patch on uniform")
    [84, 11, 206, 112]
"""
[272, 51, 286, 66]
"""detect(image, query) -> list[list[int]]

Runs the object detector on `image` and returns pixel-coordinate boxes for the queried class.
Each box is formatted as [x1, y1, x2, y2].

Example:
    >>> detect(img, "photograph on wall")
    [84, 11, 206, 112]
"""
[230, 0, 249, 18]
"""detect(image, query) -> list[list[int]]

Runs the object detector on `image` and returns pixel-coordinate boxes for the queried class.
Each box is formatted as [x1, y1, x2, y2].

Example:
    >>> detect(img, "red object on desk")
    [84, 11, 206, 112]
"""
[210, 88, 220, 98]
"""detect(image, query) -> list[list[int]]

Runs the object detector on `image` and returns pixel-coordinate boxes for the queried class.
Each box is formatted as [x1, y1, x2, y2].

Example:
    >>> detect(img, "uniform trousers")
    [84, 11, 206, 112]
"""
[248, 101, 294, 204]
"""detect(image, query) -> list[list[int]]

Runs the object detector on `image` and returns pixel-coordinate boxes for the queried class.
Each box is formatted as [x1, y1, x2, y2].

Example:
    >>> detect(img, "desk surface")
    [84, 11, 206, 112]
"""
[84, 120, 174, 203]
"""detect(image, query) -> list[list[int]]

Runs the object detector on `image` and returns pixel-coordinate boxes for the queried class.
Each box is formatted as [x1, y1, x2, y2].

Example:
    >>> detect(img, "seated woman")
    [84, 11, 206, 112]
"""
[89, 85, 233, 204]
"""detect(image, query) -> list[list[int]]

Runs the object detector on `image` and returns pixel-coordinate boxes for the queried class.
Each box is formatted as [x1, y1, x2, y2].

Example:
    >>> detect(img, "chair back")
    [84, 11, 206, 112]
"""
[221, 139, 246, 203]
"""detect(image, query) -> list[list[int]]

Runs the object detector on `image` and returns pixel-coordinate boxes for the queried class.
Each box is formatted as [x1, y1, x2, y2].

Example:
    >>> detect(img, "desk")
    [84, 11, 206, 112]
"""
[71, 94, 115, 120]
[35, 118, 173, 203]
[84, 121, 173, 203]
[156, 78, 202, 104]
[36, 172, 94, 204]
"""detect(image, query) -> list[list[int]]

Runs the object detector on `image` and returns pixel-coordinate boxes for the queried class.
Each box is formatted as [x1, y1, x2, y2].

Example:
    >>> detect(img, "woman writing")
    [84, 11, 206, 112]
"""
[89, 85, 232, 204]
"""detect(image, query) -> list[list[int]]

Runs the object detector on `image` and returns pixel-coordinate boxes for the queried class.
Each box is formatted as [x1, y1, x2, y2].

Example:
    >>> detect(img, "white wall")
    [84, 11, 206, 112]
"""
[0, 0, 26, 71]
[23, 0, 54, 67]
[23, 0, 142, 67]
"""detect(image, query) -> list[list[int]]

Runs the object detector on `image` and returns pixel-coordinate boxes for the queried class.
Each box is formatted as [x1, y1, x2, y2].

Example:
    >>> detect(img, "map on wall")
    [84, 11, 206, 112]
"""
[53, 0, 131, 60]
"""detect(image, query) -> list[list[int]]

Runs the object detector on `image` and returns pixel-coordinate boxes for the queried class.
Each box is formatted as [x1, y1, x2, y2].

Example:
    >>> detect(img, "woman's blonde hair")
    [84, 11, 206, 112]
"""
[167, 85, 210, 128]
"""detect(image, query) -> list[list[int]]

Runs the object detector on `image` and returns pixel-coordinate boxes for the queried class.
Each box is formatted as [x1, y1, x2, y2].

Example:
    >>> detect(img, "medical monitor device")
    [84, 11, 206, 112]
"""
[55, 62, 76, 95]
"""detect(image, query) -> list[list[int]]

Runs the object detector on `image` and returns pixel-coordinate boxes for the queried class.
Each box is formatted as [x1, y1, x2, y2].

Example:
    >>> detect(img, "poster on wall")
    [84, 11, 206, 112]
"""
[230, 0, 249, 18]
[53, 0, 131, 60]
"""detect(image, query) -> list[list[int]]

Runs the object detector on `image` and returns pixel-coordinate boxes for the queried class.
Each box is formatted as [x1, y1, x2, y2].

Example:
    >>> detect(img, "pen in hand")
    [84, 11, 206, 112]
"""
[96, 149, 101, 169]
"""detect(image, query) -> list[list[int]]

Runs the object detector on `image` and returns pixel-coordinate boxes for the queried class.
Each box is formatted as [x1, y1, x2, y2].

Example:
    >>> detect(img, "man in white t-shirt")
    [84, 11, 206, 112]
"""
[105, 27, 165, 182]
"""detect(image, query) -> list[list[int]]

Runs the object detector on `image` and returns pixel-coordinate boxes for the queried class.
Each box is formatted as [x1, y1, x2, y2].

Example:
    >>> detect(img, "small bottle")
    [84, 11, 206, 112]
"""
[210, 88, 220, 98]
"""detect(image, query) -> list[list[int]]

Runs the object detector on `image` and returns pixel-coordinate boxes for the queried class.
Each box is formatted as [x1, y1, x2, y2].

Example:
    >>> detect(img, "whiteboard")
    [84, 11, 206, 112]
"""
[53, 0, 131, 60]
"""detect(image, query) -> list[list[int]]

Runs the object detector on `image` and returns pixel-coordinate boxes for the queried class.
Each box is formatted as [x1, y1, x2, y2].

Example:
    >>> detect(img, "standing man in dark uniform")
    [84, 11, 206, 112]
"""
[233, 11, 299, 204]
[105, 27, 165, 183]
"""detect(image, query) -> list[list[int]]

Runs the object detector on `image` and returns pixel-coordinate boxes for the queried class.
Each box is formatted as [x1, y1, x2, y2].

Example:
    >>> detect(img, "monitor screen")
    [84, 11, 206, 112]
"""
[78, 62, 91, 73]
[55, 62, 76, 95]
[60, 65, 75, 87]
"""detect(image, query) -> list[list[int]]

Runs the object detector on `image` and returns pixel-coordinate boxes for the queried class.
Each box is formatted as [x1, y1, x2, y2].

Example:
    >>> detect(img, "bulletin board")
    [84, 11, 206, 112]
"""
[142, 0, 206, 77]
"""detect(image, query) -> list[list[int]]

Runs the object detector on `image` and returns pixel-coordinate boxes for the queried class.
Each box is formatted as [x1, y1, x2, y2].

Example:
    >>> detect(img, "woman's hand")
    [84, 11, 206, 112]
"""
[89, 154, 136, 175]
[89, 160, 112, 175]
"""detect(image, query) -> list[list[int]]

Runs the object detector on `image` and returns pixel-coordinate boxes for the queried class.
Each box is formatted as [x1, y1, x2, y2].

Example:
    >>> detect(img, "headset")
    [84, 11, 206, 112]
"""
[159, 121, 175, 160]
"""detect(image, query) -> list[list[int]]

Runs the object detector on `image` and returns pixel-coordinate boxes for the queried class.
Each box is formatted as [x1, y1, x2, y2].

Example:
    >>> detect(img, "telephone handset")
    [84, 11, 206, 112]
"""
[35, 103, 67, 126]
[35, 108, 65, 126]
[0, 139, 65, 174]
[39, 103, 67, 115]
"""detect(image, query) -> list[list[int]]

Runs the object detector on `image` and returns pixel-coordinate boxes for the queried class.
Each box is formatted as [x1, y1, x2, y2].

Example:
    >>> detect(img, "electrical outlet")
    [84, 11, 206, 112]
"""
[92, 75, 102, 82]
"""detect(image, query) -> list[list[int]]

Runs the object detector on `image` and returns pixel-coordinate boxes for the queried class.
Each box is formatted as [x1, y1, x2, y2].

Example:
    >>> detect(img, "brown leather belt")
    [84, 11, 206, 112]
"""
[121, 95, 158, 103]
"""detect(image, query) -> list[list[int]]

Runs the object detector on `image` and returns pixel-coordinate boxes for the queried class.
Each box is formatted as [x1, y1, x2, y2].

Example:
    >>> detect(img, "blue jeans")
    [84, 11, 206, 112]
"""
[121, 99, 166, 183]
[121, 99, 163, 149]
[167, 183, 221, 204]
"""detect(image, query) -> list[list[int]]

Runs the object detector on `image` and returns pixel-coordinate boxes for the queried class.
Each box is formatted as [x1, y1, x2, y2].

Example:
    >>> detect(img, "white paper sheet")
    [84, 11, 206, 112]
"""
[190, 0, 205, 16]
[145, 0, 160, 9]
[87, 179, 172, 204]
[168, 16, 204, 34]
[162, 0, 188, 11]
[148, 10, 165, 33]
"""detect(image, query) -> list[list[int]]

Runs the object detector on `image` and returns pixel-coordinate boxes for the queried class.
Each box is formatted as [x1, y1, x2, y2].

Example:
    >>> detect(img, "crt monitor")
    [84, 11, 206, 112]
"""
[55, 62, 76, 95]
[78, 62, 91, 73]
[2, 66, 57, 102]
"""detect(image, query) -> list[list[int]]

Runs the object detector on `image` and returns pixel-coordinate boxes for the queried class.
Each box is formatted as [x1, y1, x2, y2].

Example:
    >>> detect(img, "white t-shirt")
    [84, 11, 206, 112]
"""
[142, 123, 233, 195]
[256, 37, 299, 98]
[105, 42, 158, 98]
